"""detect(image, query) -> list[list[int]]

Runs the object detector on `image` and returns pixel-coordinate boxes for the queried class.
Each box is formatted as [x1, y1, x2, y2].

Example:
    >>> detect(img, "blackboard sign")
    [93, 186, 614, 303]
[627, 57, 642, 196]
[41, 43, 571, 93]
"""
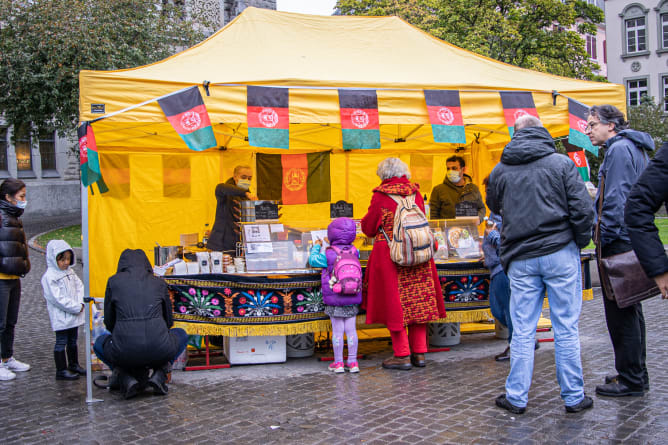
[330, 200, 353, 218]
[254, 201, 279, 220]
[455, 201, 478, 218]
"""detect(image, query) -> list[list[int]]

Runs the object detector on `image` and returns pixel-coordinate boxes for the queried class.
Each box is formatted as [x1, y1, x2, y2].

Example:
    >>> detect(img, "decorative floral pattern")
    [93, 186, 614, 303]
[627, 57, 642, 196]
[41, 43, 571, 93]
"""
[441, 274, 489, 303]
[292, 288, 324, 313]
[174, 287, 225, 317]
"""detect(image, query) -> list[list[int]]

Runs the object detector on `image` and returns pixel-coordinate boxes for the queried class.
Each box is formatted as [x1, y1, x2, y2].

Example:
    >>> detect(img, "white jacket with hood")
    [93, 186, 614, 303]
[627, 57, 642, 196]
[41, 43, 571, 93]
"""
[41, 240, 84, 331]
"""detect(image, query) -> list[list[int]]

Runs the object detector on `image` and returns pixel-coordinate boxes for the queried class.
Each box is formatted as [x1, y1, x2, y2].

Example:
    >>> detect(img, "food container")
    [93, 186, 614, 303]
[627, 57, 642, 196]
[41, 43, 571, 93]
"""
[154, 246, 183, 266]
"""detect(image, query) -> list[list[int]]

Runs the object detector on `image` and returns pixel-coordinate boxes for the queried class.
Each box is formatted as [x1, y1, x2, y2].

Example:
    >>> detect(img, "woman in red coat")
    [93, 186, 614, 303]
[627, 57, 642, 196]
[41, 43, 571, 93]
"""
[361, 157, 446, 370]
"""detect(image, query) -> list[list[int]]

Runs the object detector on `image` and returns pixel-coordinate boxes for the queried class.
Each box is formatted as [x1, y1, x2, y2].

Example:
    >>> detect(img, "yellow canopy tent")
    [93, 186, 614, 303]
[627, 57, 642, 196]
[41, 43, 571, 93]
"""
[79, 7, 624, 299]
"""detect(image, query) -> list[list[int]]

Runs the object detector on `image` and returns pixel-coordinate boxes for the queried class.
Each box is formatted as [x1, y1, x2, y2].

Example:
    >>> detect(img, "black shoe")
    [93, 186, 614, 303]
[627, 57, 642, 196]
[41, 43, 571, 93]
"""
[147, 368, 169, 395]
[535, 339, 540, 350]
[595, 381, 644, 397]
[605, 374, 649, 392]
[495, 394, 525, 414]
[108, 368, 122, 391]
[54, 351, 79, 380]
[495, 346, 510, 362]
[66, 345, 86, 376]
[565, 395, 593, 413]
[120, 373, 141, 399]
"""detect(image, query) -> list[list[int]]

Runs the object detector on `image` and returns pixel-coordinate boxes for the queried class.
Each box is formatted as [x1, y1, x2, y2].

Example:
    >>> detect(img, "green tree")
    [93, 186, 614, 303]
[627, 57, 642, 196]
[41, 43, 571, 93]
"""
[627, 96, 668, 150]
[336, 0, 604, 80]
[0, 0, 214, 137]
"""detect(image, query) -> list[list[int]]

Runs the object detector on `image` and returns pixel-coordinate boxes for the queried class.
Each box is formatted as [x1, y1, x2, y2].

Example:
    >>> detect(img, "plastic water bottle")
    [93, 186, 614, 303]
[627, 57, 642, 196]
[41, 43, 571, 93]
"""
[424, 194, 430, 220]
[202, 223, 210, 245]
[92, 310, 104, 342]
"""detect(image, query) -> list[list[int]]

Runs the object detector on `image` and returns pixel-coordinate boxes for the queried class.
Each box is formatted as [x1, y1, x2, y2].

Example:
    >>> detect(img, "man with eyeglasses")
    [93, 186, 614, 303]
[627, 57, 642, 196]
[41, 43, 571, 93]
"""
[586, 104, 655, 398]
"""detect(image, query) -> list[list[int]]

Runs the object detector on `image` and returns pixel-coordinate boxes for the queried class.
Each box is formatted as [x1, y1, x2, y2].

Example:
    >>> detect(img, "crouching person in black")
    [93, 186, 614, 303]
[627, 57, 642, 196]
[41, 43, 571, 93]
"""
[93, 249, 188, 399]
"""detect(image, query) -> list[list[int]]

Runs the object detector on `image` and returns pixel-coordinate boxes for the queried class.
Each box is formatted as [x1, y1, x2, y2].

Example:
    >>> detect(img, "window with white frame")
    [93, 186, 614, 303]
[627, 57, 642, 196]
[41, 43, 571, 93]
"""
[586, 34, 597, 59]
[38, 129, 56, 171]
[662, 14, 668, 49]
[0, 128, 7, 172]
[627, 78, 648, 107]
[663, 76, 668, 112]
[626, 17, 647, 53]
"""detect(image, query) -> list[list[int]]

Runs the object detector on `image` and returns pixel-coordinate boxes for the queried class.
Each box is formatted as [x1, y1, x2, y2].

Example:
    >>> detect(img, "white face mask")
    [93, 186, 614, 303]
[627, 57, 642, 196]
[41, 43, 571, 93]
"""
[15, 200, 27, 209]
[447, 170, 461, 184]
[237, 179, 251, 190]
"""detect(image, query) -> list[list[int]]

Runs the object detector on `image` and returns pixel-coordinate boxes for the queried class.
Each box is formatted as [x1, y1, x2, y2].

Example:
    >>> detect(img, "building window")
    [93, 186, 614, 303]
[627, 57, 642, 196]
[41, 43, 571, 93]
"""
[39, 129, 57, 171]
[0, 128, 7, 172]
[626, 17, 647, 53]
[627, 78, 648, 106]
[663, 76, 668, 112]
[15, 127, 32, 173]
[586, 34, 597, 59]
[662, 14, 668, 49]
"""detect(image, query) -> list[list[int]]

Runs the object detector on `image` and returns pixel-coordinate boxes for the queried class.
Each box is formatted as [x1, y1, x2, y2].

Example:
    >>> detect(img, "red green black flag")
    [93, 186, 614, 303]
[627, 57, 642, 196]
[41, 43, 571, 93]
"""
[77, 122, 108, 192]
[424, 90, 466, 143]
[564, 141, 590, 182]
[256, 152, 331, 205]
[568, 98, 598, 156]
[247, 86, 289, 149]
[500, 92, 540, 137]
[157, 86, 216, 151]
[338, 89, 381, 149]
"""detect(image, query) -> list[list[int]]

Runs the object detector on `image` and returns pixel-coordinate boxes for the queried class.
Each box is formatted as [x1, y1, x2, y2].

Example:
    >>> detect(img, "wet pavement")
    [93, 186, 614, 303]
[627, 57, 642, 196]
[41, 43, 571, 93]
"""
[1, 216, 667, 444]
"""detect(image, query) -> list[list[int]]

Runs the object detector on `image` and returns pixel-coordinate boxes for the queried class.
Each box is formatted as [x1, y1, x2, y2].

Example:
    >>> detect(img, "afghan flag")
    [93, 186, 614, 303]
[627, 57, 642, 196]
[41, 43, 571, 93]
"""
[77, 122, 108, 192]
[568, 99, 598, 156]
[565, 141, 590, 182]
[247, 86, 289, 149]
[500, 92, 540, 137]
[256, 152, 331, 205]
[157, 86, 216, 151]
[338, 89, 381, 149]
[424, 90, 466, 144]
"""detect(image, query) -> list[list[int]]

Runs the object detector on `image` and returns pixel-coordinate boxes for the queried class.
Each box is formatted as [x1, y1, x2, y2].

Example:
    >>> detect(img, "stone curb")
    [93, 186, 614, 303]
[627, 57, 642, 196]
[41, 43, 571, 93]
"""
[28, 231, 83, 265]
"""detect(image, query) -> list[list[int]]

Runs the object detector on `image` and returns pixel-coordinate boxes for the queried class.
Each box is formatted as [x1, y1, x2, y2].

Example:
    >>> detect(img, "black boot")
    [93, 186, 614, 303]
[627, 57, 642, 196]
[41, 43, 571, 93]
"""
[147, 366, 169, 395]
[54, 351, 79, 380]
[120, 372, 141, 399]
[66, 345, 86, 376]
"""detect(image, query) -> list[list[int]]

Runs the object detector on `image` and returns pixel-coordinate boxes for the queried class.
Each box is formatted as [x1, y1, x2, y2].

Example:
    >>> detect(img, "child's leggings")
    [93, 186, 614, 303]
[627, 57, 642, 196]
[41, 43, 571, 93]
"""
[330, 316, 358, 364]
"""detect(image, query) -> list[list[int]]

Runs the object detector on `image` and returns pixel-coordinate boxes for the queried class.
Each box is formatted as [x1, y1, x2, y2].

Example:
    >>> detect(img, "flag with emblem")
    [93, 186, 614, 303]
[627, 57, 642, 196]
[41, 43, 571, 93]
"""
[565, 141, 590, 182]
[568, 98, 598, 156]
[256, 152, 331, 205]
[500, 91, 540, 137]
[77, 122, 108, 192]
[247, 86, 289, 149]
[338, 89, 381, 149]
[424, 90, 466, 143]
[157, 86, 216, 151]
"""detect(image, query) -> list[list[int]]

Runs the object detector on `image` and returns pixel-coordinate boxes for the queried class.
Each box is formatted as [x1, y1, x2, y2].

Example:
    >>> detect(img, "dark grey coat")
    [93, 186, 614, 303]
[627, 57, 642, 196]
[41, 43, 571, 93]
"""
[206, 177, 248, 253]
[0, 200, 30, 277]
[486, 126, 594, 270]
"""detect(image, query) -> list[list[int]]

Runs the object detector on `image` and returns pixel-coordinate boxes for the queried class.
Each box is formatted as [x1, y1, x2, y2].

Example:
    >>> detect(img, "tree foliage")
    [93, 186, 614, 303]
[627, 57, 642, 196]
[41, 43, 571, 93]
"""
[336, 0, 604, 80]
[627, 96, 668, 150]
[0, 0, 214, 136]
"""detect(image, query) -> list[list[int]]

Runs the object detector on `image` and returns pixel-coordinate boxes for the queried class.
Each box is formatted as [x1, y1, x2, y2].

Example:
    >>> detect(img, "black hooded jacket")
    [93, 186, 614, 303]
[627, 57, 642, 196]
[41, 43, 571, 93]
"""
[206, 177, 249, 253]
[486, 126, 595, 270]
[0, 200, 30, 277]
[102, 249, 179, 368]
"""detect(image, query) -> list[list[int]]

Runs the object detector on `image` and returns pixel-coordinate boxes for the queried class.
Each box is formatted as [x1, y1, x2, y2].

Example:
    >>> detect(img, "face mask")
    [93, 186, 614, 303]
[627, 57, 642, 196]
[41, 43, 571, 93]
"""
[447, 170, 461, 184]
[15, 200, 27, 209]
[237, 179, 251, 190]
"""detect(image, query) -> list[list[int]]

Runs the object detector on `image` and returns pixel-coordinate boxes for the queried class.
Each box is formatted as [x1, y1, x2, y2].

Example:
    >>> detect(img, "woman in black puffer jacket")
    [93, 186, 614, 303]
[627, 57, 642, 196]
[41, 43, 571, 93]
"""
[0, 178, 31, 381]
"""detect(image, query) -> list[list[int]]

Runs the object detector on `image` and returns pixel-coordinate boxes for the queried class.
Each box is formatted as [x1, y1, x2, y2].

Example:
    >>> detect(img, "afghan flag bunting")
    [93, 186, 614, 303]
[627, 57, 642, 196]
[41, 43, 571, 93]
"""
[338, 89, 381, 149]
[565, 141, 590, 182]
[77, 122, 108, 192]
[568, 99, 598, 156]
[247, 86, 289, 149]
[500, 92, 540, 137]
[157, 86, 216, 151]
[424, 90, 466, 143]
[256, 152, 331, 205]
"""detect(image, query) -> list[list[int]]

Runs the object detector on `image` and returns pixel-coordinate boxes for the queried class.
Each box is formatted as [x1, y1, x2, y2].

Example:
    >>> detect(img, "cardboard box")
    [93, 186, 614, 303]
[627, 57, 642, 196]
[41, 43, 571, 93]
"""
[223, 335, 286, 365]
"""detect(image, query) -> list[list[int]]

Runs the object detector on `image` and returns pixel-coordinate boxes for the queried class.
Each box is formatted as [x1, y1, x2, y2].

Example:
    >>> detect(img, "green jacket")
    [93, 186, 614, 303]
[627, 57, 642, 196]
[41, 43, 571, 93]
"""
[429, 174, 486, 221]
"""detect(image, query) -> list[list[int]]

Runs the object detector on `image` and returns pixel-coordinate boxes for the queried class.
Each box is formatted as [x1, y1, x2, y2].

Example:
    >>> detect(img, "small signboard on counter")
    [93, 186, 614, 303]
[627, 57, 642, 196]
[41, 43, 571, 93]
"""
[330, 200, 353, 218]
[455, 201, 478, 218]
[255, 201, 279, 220]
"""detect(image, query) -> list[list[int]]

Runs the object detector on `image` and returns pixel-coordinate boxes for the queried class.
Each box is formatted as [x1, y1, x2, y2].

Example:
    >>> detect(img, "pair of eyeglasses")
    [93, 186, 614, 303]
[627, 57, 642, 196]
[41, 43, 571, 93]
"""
[585, 122, 600, 131]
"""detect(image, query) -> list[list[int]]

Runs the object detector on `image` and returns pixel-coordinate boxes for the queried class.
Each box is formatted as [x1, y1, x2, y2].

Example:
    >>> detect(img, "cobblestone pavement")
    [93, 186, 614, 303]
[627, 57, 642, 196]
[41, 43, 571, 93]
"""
[2, 237, 667, 444]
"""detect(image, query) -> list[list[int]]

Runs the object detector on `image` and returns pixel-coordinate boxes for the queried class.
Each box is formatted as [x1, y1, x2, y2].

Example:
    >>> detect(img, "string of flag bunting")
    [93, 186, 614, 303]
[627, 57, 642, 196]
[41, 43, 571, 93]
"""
[78, 86, 599, 192]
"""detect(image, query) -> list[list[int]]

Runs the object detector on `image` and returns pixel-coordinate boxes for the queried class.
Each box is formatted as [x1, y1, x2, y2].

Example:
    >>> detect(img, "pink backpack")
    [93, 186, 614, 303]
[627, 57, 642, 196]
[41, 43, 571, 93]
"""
[327, 245, 362, 295]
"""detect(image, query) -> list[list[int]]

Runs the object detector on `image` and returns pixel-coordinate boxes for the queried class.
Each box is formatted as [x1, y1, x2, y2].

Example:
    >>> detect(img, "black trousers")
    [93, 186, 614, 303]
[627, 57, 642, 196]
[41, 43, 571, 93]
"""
[0, 279, 21, 360]
[54, 327, 78, 352]
[600, 240, 648, 390]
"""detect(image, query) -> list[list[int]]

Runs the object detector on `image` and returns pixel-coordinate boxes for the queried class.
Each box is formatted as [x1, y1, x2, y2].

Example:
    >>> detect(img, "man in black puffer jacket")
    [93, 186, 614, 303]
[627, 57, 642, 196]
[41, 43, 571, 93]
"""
[487, 115, 594, 415]
[93, 249, 188, 398]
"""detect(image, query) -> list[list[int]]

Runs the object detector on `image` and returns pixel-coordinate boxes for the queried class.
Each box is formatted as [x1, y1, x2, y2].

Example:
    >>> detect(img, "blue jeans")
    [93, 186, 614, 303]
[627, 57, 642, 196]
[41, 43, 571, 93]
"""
[489, 271, 512, 343]
[506, 241, 584, 408]
[93, 328, 189, 370]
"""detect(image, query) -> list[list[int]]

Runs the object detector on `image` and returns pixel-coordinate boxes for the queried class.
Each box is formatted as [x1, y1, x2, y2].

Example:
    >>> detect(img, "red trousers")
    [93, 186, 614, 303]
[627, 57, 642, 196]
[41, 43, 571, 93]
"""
[389, 323, 427, 357]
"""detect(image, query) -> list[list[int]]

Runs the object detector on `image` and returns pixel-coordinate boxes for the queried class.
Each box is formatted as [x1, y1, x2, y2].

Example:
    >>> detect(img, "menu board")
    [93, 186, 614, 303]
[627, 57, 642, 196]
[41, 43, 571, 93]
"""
[455, 201, 479, 218]
[330, 200, 353, 218]
[255, 202, 279, 220]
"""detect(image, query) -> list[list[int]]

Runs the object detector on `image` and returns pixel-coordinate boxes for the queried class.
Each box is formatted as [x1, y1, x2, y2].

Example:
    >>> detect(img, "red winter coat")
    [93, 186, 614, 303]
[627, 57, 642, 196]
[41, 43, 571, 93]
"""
[361, 176, 445, 331]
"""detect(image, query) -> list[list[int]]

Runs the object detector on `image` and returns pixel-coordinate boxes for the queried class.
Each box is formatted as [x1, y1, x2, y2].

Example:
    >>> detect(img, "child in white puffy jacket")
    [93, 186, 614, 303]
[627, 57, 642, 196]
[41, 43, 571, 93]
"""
[41, 240, 85, 380]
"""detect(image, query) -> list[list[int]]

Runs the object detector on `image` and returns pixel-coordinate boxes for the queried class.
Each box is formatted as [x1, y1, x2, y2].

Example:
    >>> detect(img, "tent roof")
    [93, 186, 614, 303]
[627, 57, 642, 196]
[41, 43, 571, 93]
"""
[79, 7, 624, 149]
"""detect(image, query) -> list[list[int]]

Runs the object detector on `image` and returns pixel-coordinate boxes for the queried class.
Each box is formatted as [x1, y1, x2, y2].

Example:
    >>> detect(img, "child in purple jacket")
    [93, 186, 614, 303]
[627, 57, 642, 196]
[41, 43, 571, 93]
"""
[308, 217, 362, 373]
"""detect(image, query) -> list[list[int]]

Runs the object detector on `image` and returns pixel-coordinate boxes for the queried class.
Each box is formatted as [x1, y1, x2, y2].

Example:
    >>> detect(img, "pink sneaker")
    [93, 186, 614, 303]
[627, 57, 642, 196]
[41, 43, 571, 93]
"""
[345, 361, 360, 373]
[328, 361, 345, 373]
